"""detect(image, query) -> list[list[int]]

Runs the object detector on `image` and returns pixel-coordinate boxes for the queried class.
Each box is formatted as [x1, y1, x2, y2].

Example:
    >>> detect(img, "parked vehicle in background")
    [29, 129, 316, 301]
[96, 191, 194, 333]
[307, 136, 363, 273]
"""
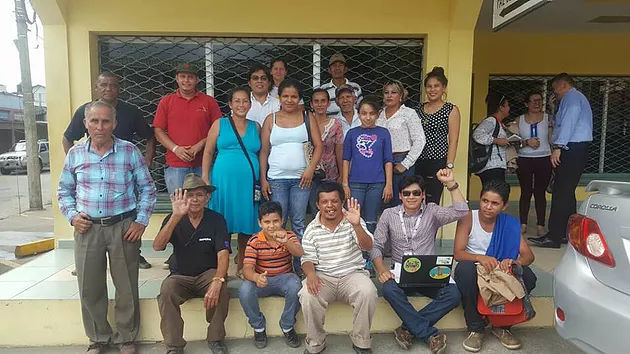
[0, 140, 50, 175]
[553, 180, 630, 354]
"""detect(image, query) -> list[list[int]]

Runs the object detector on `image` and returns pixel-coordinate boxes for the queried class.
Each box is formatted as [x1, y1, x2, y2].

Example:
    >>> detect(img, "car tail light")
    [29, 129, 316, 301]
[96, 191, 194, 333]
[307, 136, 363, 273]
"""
[567, 214, 616, 267]
[556, 307, 566, 322]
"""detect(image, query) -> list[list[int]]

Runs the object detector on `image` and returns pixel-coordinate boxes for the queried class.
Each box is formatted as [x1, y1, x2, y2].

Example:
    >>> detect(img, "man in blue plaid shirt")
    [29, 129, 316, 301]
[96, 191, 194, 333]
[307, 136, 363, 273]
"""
[57, 100, 157, 354]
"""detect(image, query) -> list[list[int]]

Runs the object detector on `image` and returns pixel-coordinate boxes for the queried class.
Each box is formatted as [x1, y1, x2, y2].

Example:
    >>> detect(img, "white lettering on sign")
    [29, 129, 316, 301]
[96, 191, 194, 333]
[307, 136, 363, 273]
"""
[492, 0, 552, 31]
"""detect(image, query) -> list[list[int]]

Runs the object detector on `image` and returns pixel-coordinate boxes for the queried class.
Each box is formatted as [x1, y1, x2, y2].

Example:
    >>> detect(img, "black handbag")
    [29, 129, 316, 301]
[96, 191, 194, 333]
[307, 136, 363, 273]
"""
[227, 115, 262, 202]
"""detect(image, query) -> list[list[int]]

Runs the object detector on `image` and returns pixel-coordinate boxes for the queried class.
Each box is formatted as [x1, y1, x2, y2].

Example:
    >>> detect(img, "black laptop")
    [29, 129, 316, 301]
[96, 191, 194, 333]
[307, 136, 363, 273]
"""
[396, 255, 454, 288]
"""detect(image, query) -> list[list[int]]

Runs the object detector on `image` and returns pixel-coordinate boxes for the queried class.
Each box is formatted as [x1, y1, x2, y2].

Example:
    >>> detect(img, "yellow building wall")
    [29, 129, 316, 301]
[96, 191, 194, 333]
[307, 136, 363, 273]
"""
[33, 0, 482, 240]
[470, 32, 630, 202]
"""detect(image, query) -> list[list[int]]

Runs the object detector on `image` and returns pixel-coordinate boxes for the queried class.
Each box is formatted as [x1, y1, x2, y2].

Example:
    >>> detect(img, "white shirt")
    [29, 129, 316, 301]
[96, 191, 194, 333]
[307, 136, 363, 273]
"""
[302, 213, 373, 277]
[376, 104, 426, 170]
[518, 114, 551, 158]
[246, 93, 280, 126]
[320, 79, 362, 116]
[335, 110, 361, 138]
[472, 116, 507, 173]
[467, 210, 492, 255]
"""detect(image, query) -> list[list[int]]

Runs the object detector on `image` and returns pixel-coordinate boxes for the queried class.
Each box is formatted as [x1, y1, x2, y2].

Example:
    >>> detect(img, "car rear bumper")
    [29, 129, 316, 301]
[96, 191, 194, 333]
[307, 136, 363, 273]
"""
[553, 246, 630, 354]
[0, 160, 26, 170]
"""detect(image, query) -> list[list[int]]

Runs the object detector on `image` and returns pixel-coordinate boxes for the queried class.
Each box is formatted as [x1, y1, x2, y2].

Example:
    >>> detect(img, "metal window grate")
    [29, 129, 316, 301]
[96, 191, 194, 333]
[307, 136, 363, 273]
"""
[99, 36, 424, 193]
[489, 75, 630, 175]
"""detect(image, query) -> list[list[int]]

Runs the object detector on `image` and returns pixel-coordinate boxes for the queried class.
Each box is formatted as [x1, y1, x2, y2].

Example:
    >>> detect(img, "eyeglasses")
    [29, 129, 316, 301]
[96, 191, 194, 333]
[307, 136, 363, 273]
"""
[250, 75, 268, 82]
[402, 189, 422, 197]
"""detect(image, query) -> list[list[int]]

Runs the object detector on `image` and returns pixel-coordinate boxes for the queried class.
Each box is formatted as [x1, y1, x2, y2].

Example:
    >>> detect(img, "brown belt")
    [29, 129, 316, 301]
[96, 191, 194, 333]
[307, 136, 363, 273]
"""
[392, 151, 409, 158]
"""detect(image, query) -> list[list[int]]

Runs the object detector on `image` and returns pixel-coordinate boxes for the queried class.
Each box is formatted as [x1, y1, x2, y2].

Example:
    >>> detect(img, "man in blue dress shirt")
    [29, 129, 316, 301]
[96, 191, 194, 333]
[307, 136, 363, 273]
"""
[529, 73, 593, 249]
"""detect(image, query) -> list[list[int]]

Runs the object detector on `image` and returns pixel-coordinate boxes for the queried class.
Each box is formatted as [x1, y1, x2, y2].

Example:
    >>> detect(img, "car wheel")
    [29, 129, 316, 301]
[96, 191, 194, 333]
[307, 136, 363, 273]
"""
[39, 159, 43, 173]
[0, 167, 9, 175]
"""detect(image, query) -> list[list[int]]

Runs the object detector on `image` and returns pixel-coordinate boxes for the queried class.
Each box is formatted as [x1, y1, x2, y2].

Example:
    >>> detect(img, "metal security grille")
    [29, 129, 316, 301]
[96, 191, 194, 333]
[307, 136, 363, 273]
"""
[489, 75, 630, 175]
[99, 36, 424, 193]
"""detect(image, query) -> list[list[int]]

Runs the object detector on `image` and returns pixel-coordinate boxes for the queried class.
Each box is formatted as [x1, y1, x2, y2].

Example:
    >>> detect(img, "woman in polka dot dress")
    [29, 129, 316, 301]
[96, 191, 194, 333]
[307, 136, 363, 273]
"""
[415, 67, 461, 205]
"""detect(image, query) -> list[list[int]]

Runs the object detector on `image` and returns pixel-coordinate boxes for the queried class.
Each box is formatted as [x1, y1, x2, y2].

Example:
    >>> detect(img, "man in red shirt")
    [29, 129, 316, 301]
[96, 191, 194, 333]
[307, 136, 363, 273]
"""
[153, 63, 222, 194]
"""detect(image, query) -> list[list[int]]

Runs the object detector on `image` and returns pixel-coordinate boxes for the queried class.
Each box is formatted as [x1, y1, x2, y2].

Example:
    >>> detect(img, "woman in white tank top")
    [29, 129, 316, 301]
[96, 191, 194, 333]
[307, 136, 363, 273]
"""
[516, 91, 553, 237]
[259, 78, 323, 276]
[452, 180, 536, 352]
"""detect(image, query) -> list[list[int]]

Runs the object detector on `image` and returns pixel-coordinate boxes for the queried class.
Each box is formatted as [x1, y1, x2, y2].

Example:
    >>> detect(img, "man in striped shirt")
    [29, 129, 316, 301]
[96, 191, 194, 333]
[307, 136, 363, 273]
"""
[320, 53, 362, 116]
[239, 201, 303, 349]
[57, 100, 157, 354]
[299, 182, 377, 354]
[370, 171, 468, 353]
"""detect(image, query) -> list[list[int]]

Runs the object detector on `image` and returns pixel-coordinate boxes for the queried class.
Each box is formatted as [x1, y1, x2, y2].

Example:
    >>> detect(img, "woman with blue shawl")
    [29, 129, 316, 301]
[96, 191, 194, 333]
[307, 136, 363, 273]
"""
[453, 180, 536, 352]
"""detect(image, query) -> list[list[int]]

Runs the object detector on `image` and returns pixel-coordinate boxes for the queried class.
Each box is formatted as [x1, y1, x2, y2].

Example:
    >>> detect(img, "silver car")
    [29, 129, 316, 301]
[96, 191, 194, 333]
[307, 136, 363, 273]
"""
[553, 180, 630, 354]
[0, 139, 50, 174]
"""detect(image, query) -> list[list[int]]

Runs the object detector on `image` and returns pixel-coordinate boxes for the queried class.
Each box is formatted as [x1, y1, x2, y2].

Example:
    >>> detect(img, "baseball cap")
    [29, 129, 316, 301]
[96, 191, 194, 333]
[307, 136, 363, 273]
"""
[328, 53, 346, 67]
[175, 63, 199, 76]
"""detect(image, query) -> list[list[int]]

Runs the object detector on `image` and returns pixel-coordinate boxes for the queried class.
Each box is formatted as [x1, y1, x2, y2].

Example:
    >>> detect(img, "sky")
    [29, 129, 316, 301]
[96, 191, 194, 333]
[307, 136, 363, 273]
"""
[0, 0, 46, 92]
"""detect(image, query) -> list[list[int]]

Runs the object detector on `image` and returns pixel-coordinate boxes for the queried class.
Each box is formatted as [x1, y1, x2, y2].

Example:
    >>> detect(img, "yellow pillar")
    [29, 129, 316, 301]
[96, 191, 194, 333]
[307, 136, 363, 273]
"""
[31, 0, 75, 239]
[436, 0, 483, 240]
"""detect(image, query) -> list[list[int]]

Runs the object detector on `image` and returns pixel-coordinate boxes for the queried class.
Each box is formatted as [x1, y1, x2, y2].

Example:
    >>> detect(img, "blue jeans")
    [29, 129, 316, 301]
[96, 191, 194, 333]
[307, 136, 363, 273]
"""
[268, 178, 311, 274]
[164, 166, 203, 195]
[349, 182, 384, 234]
[238, 273, 302, 331]
[381, 280, 461, 342]
[389, 155, 414, 207]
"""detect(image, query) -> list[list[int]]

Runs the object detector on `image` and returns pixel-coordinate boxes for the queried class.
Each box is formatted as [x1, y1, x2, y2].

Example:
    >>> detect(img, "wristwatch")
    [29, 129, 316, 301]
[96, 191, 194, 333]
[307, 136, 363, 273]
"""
[552, 144, 568, 151]
[445, 182, 459, 192]
[212, 277, 225, 283]
[446, 162, 454, 169]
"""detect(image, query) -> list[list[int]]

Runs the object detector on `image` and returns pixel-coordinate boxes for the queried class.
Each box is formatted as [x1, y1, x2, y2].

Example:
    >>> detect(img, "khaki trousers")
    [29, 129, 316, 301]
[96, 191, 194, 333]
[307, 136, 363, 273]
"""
[74, 216, 140, 345]
[157, 268, 230, 350]
[298, 270, 377, 353]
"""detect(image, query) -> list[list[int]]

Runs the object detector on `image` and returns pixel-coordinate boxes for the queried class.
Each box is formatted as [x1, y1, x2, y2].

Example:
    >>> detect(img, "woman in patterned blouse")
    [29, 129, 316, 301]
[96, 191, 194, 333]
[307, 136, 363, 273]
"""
[377, 79, 426, 206]
[415, 67, 461, 205]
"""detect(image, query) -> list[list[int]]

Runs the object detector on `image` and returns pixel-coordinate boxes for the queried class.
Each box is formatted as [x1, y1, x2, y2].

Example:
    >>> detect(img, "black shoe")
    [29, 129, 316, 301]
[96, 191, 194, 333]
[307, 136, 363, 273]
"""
[283, 328, 301, 348]
[560, 237, 568, 244]
[352, 345, 372, 354]
[166, 350, 183, 354]
[531, 237, 561, 249]
[209, 341, 228, 354]
[138, 255, 152, 269]
[527, 234, 548, 243]
[253, 330, 267, 349]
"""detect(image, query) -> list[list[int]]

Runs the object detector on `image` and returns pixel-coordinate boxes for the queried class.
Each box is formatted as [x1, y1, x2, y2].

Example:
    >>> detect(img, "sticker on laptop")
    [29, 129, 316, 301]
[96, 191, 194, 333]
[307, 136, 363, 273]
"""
[403, 257, 421, 273]
[429, 266, 451, 280]
[436, 256, 453, 265]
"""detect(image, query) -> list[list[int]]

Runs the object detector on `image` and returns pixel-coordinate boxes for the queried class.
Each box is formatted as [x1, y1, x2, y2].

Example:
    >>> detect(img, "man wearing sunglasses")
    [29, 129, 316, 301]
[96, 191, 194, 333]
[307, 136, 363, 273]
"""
[369, 170, 469, 353]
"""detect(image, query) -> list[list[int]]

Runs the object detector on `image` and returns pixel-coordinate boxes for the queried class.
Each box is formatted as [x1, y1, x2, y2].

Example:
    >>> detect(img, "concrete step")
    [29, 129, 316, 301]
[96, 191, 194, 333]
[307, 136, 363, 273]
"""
[0, 247, 558, 347]
[0, 295, 554, 347]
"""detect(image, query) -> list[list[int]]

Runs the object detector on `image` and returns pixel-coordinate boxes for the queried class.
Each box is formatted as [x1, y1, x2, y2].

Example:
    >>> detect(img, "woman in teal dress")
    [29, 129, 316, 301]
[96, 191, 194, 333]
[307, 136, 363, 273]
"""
[202, 86, 261, 278]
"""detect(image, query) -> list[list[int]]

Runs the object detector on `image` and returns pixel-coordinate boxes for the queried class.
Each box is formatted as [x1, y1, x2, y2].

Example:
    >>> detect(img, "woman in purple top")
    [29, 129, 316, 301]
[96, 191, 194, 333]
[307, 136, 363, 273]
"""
[342, 98, 394, 234]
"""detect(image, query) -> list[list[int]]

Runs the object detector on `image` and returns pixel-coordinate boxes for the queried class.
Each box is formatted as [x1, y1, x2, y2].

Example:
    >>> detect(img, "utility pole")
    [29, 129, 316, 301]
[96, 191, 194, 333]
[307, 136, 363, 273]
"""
[14, 0, 43, 210]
